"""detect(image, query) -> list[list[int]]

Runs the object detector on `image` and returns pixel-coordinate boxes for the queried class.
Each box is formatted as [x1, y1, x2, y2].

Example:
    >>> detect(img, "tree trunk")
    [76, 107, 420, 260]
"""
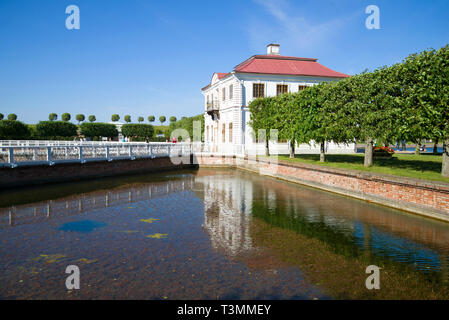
[364, 138, 374, 167]
[433, 138, 439, 154]
[442, 139, 449, 177]
[289, 140, 295, 158]
[320, 141, 326, 163]
[265, 139, 269, 156]
[415, 140, 421, 155]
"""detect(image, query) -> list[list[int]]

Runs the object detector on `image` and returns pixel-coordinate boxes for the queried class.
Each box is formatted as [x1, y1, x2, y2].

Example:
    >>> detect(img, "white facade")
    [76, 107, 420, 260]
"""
[201, 44, 356, 154]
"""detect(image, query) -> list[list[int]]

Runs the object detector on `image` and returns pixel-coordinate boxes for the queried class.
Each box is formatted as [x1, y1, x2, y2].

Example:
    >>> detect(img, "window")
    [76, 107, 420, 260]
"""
[222, 88, 226, 101]
[253, 83, 265, 98]
[229, 84, 233, 100]
[298, 85, 307, 91]
[229, 123, 233, 143]
[222, 124, 226, 143]
[277, 84, 288, 96]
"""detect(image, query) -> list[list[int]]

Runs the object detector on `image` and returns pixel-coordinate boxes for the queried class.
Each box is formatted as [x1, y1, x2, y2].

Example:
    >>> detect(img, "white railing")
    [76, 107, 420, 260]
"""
[0, 140, 167, 147]
[0, 142, 193, 168]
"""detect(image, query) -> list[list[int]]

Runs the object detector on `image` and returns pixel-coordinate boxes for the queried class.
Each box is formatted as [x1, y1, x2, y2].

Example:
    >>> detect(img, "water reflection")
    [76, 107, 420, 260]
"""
[1, 168, 449, 299]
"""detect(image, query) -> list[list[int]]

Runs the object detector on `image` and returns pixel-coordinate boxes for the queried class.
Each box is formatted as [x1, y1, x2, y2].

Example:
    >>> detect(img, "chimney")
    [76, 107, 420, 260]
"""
[266, 43, 280, 55]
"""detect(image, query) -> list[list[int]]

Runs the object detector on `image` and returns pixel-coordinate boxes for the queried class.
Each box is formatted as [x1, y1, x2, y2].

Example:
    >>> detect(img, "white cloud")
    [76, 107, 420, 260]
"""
[249, 0, 357, 53]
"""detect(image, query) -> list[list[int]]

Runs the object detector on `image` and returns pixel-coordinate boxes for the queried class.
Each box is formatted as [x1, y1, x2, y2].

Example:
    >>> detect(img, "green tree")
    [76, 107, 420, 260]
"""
[159, 116, 166, 125]
[169, 115, 204, 142]
[111, 114, 120, 122]
[36, 121, 78, 139]
[121, 124, 154, 140]
[80, 123, 118, 139]
[0, 120, 31, 139]
[49, 113, 57, 121]
[7, 113, 17, 121]
[88, 115, 96, 122]
[76, 114, 85, 124]
[169, 116, 177, 123]
[397, 46, 449, 176]
[138, 116, 144, 123]
[248, 97, 278, 155]
[61, 113, 71, 122]
[148, 115, 155, 123]
[124, 115, 131, 123]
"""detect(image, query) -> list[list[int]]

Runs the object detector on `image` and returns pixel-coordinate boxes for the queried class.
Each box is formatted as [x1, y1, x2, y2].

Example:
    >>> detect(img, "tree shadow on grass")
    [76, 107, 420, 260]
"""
[289, 154, 443, 175]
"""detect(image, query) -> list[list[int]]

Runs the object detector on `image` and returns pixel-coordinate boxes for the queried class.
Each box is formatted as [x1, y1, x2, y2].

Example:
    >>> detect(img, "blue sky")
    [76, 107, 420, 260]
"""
[0, 0, 448, 124]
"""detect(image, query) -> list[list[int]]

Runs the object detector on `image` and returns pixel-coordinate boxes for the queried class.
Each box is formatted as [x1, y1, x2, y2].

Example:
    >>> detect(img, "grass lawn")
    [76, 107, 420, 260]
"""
[276, 153, 449, 183]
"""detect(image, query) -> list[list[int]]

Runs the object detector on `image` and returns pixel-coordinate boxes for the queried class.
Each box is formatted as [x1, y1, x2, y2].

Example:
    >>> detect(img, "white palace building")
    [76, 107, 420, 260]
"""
[201, 44, 356, 155]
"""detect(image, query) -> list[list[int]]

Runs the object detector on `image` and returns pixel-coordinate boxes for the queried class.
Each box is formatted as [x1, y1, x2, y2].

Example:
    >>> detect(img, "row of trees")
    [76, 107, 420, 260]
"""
[249, 45, 449, 177]
[46, 113, 177, 125]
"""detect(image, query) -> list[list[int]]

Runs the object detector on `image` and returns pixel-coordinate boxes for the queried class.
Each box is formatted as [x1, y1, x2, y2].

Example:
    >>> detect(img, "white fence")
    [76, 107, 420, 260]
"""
[0, 142, 193, 168]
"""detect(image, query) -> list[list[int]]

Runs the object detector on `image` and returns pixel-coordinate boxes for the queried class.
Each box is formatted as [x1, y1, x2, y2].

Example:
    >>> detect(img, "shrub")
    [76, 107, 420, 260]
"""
[7, 114, 18, 121]
[111, 114, 120, 122]
[373, 146, 395, 157]
[88, 115, 96, 122]
[76, 114, 85, 123]
[121, 124, 154, 139]
[36, 121, 78, 139]
[49, 113, 57, 121]
[0, 120, 31, 139]
[80, 122, 118, 139]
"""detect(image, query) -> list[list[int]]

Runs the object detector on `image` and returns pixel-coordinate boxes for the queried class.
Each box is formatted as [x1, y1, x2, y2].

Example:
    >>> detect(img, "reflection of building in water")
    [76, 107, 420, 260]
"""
[195, 173, 254, 256]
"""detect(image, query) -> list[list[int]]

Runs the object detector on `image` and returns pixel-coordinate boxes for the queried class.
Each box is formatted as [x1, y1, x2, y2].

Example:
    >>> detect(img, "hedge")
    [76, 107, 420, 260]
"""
[36, 121, 78, 139]
[121, 124, 154, 139]
[0, 120, 31, 140]
[80, 122, 118, 138]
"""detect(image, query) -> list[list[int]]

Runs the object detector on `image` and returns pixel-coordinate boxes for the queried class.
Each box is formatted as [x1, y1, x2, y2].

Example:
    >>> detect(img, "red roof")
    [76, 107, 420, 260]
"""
[234, 55, 349, 78]
[202, 54, 349, 90]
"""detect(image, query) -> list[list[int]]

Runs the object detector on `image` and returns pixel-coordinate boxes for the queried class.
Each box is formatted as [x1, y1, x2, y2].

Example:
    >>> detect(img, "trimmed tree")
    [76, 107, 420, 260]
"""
[159, 116, 166, 125]
[76, 114, 85, 124]
[7, 114, 18, 121]
[248, 97, 278, 156]
[169, 116, 177, 123]
[88, 115, 96, 122]
[0, 120, 31, 139]
[49, 113, 57, 121]
[61, 113, 71, 122]
[36, 121, 77, 139]
[111, 114, 120, 122]
[124, 115, 131, 123]
[121, 124, 154, 140]
[148, 115, 155, 123]
[138, 116, 144, 123]
[80, 123, 118, 139]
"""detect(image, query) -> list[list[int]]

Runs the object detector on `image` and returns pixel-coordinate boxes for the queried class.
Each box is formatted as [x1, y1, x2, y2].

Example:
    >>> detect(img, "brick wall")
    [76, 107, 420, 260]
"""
[197, 154, 449, 222]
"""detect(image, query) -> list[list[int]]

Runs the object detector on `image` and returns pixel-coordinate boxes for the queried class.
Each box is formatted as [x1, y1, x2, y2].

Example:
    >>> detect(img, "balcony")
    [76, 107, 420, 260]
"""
[206, 100, 220, 118]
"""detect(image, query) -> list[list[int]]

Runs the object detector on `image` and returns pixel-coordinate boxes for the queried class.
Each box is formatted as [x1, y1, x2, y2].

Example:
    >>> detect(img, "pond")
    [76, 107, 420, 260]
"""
[1, 168, 449, 299]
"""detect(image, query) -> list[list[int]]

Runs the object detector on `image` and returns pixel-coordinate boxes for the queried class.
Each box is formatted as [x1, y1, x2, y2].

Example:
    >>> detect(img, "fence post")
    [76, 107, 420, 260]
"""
[46, 147, 52, 162]
[79, 146, 84, 163]
[129, 145, 133, 159]
[149, 145, 153, 158]
[167, 145, 171, 157]
[8, 147, 14, 166]
[33, 148, 38, 161]
[106, 146, 111, 161]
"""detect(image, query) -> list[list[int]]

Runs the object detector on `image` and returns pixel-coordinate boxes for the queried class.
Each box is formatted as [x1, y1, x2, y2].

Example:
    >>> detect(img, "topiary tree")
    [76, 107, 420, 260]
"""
[36, 121, 78, 139]
[88, 115, 96, 122]
[76, 114, 85, 124]
[148, 115, 155, 123]
[121, 124, 154, 140]
[61, 113, 71, 122]
[49, 113, 57, 121]
[111, 114, 120, 122]
[159, 116, 166, 125]
[7, 114, 17, 121]
[80, 123, 118, 139]
[169, 116, 177, 123]
[138, 116, 144, 123]
[124, 115, 131, 123]
[0, 120, 31, 139]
